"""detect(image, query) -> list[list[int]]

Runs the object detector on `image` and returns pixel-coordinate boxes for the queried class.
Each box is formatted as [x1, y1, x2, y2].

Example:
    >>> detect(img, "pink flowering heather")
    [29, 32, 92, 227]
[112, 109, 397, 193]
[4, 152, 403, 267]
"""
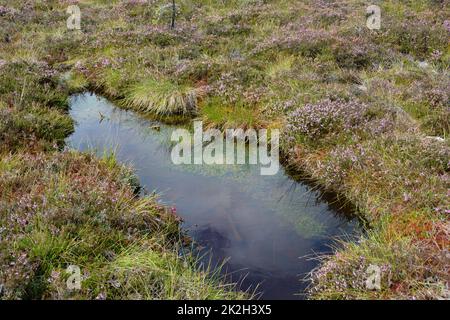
[252, 24, 335, 56]
[0, 5, 17, 16]
[443, 20, 450, 32]
[286, 99, 371, 141]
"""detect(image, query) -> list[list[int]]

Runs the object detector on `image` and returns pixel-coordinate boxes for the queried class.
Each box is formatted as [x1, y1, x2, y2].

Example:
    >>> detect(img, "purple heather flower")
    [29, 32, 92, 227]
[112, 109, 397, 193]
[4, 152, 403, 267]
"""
[403, 193, 411, 202]
[286, 99, 370, 140]
[95, 292, 107, 300]
[444, 20, 450, 33]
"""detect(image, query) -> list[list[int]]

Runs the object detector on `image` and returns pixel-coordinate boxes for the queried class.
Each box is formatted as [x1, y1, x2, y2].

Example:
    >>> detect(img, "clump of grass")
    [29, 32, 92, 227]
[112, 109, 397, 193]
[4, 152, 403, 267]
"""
[94, 68, 127, 98]
[65, 71, 89, 93]
[266, 54, 295, 77]
[124, 78, 199, 115]
[201, 96, 262, 129]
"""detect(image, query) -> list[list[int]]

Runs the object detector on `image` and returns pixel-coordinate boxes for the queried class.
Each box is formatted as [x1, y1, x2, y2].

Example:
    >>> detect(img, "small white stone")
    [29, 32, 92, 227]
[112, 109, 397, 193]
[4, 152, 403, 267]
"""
[418, 61, 429, 68]
[425, 136, 445, 142]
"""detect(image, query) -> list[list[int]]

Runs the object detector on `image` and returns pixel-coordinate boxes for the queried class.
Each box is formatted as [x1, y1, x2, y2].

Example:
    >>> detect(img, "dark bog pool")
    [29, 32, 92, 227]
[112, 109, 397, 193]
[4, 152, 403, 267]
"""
[67, 93, 359, 299]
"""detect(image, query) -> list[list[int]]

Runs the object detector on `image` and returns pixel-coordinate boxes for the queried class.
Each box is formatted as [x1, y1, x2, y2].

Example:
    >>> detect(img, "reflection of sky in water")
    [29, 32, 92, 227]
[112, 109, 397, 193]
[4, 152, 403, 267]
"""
[67, 93, 360, 299]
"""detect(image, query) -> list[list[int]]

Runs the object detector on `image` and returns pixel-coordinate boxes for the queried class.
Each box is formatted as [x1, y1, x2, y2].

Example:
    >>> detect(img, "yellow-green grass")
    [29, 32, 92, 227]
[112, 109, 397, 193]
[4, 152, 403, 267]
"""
[124, 78, 200, 115]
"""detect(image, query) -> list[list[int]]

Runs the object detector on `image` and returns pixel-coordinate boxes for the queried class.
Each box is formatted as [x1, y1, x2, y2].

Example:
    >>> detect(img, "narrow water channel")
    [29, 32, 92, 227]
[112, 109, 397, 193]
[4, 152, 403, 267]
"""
[67, 92, 359, 299]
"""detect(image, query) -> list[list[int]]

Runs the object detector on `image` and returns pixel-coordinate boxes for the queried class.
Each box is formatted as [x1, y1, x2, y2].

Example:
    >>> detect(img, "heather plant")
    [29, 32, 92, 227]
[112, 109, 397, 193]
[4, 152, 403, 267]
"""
[0, 103, 73, 153]
[252, 24, 335, 58]
[310, 220, 449, 299]
[0, 62, 68, 110]
[379, 15, 449, 60]
[284, 99, 388, 146]
[332, 36, 387, 70]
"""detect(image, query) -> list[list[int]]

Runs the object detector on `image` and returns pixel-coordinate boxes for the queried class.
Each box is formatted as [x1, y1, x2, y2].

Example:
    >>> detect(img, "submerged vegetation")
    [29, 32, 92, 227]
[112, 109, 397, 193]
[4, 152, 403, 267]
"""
[0, 0, 449, 299]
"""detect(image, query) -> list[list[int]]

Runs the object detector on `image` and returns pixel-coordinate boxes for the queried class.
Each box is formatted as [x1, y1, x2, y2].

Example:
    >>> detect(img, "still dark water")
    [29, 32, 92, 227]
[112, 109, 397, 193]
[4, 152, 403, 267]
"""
[67, 93, 359, 299]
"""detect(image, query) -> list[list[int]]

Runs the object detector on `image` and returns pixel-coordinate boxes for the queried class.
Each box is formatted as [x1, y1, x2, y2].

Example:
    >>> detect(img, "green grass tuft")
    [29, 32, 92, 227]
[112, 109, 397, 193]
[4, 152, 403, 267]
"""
[124, 78, 199, 116]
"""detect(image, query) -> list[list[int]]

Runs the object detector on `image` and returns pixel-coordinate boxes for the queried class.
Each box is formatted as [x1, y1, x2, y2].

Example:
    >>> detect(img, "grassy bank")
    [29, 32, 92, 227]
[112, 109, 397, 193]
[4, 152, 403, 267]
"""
[0, 150, 245, 299]
[0, 3, 245, 298]
[0, 0, 448, 299]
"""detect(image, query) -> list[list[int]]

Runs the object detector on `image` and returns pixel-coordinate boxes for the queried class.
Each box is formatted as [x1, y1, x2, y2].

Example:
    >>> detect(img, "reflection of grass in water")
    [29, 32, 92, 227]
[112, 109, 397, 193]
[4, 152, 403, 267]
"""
[72, 97, 328, 238]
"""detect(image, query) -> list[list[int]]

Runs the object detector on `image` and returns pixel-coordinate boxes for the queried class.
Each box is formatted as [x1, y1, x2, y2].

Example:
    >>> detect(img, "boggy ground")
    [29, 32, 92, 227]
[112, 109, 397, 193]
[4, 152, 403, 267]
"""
[0, 0, 449, 299]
